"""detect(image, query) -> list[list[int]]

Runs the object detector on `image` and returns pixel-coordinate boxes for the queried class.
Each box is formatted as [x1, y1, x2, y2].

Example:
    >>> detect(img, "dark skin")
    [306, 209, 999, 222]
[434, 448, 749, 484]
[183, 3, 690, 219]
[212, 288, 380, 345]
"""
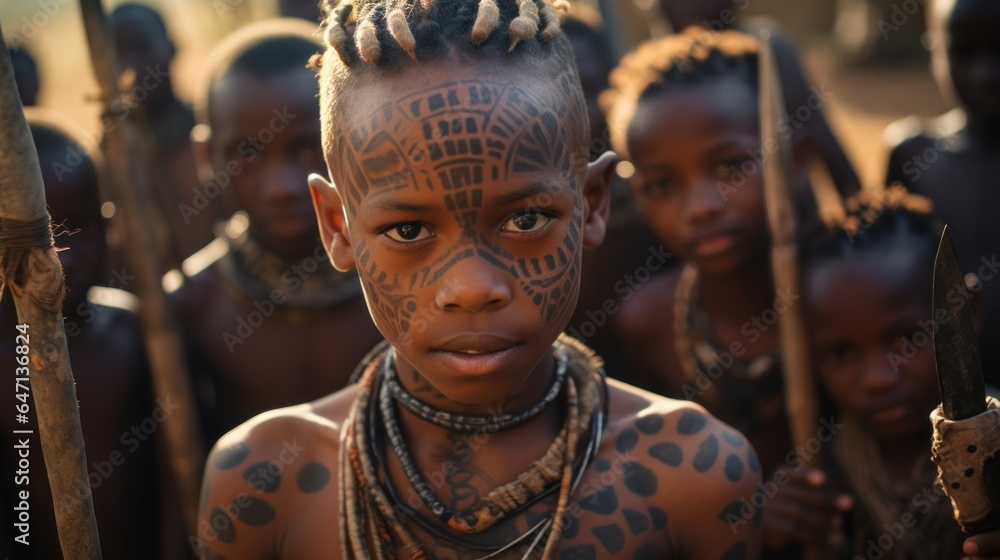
[110, 5, 227, 263]
[773, 236, 1000, 558]
[198, 59, 762, 559]
[0, 144, 160, 560]
[616, 76, 795, 478]
[885, 0, 1000, 387]
[278, 0, 323, 22]
[177, 66, 382, 436]
[658, 0, 861, 197]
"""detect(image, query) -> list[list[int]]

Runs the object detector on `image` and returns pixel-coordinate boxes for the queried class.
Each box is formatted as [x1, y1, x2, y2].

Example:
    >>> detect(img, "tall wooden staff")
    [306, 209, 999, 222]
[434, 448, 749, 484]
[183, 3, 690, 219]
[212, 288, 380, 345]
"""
[0, 27, 103, 560]
[78, 0, 204, 537]
[759, 36, 824, 560]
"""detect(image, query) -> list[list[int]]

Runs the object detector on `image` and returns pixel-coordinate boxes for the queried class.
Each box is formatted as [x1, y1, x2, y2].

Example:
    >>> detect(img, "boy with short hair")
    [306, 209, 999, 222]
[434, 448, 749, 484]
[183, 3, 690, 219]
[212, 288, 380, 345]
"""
[173, 19, 382, 440]
[197, 2, 761, 559]
[884, 0, 1000, 386]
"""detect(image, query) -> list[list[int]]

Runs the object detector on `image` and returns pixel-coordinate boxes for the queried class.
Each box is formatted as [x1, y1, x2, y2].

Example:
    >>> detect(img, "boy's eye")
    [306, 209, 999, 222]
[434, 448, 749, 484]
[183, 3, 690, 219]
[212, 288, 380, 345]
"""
[821, 344, 856, 369]
[716, 159, 750, 181]
[383, 223, 432, 243]
[643, 179, 677, 198]
[502, 210, 551, 234]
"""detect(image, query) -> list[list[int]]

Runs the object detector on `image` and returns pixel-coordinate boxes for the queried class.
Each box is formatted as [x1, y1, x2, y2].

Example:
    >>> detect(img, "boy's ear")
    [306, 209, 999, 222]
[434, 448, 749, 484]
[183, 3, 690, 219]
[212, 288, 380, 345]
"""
[581, 151, 618, 250]
[309, 173, 357, 272]
[190, 124, 216, 186]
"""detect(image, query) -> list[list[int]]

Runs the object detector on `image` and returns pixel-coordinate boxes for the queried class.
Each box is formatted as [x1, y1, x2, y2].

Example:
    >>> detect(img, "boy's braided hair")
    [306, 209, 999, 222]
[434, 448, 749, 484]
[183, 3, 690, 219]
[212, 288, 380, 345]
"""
[799, 184, 939, 269]
[600, 27, 759, 158]
[311, 0, 584, 160]
[314, 0, 569, 67]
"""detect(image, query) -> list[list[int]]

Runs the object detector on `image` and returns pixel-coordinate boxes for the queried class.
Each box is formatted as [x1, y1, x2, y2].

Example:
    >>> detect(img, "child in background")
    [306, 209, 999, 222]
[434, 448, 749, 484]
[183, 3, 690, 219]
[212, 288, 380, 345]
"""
[7, 45, 38, 106]
[0, 112, 161, 560]
[197, 2, 761, 558]
[657, 0, 861, 197]
[173, 19, 382, 441]
[885, 0, 1000, 387]
[562, 5, 665, 382]
[606, 28, 804, 477]
[109, 3, 227, 264]
[767, 191, 969, 558]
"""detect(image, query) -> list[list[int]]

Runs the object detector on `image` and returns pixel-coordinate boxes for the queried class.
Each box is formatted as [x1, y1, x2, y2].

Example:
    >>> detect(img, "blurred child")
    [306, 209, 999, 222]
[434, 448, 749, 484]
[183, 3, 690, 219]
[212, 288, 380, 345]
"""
[562, 6, 665, 381]
[110, 3, 228, 264]
[197, 2, 761, 559]
[765, 190, 967, 558]
[0, 112, 160, 560]
[173, 19, 382, 440]
[657, 0, 861, 197]
[278, 0, 322, 22]
[606, 28, 804, 476]
[885, 0, 1000, 386]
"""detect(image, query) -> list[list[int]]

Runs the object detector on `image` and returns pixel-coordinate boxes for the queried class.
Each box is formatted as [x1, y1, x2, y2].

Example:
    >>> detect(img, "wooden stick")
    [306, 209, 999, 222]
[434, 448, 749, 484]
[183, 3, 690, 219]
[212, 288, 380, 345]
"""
[759, 37, 825, 560]
[0, 25, 103, 560]
[78, 0, 204, 538]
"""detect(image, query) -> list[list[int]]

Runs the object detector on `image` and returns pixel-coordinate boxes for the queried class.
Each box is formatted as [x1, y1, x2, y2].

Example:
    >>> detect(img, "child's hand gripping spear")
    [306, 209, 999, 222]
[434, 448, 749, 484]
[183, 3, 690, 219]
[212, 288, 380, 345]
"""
[0, 26, 103, 560]
[930, 227, 1000, 555]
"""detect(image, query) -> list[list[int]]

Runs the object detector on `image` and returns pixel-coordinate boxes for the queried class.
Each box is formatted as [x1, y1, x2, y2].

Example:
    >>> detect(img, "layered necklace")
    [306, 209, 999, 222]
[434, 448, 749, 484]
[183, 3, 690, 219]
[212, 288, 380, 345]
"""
[340, 335, 607, 560]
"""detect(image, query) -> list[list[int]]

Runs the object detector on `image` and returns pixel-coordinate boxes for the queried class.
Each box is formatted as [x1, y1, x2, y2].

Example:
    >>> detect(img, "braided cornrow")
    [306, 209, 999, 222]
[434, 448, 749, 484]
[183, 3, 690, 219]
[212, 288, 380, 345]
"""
[315, 0, 567, 67]
[601, 27, 760, 158]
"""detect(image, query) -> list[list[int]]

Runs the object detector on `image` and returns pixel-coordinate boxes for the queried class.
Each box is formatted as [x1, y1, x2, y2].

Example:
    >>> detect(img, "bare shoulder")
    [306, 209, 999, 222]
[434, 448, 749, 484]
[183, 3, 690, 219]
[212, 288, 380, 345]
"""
[597, 380, 763, 559]
[195, 385, 359, 559]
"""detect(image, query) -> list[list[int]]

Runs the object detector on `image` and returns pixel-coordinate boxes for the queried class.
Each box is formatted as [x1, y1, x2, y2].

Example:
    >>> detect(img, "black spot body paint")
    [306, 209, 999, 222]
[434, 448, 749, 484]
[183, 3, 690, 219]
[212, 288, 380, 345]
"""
[634, 415, 664, 435]
[648, 442, 683, 467]
[718, 500, 742, 524]
[296, 462, 332, 493]
[208, 507, 237, 544]
[562, 511, 580, 539]
[558, 544, 597, 560]
[724, 454, 744, 482]
[213, 443, 250, 470]
[623, 508, 650, 535]
[722, 430, 744, 446]
[236, 497, 277, 526]
[243, 461, 282, 493]
[677, 411, 707, 435]
[591, 524, 626, 554]
[623, 461, 658, 497]
[594, 458, 611, 472]
[693, 434, 719, 473]
[578, 485, 618, 515]
[648, 507, 667, 531]
[633, 543, 657, 560]
[616, 428, 639, 453]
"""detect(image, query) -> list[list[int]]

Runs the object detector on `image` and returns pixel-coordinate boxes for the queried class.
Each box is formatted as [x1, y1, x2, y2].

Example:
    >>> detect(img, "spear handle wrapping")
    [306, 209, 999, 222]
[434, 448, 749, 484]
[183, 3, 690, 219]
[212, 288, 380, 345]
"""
[0, 26, 103, 560]
[78, 0, 204, 537]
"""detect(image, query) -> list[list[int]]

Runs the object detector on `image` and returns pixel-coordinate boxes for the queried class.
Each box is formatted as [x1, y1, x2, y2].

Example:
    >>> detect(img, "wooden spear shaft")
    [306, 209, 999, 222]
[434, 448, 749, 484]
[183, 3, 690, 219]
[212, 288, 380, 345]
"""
[759, 37, 825, 560]
[78, 0, 204, 537]
[0, 26, 103, 560]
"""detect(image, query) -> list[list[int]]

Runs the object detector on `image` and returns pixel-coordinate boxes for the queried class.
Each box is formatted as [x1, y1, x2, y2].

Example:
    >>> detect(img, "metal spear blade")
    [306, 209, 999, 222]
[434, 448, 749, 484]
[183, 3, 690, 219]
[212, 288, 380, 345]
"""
[933, 225, 987, 421]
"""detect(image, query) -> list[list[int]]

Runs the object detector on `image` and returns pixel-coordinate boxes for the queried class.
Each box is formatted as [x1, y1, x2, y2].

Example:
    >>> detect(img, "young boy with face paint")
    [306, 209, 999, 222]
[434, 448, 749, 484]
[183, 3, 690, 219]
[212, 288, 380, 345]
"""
[885, 0, 1000, 388]
[196, 2, 761, 559]
[173, 19, 383, 441]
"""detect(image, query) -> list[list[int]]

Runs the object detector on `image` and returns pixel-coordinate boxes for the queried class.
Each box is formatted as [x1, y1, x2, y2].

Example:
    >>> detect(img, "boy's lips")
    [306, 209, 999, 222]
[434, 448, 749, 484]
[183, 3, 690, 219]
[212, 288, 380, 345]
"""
[430, 334, 522, 376]
[688, 232, 738, 257]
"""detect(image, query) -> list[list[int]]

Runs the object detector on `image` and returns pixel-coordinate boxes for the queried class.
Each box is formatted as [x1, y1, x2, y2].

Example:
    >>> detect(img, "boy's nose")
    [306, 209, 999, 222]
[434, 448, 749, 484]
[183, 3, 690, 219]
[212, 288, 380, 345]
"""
[860, 352, 901, 392]
[683, 177, 725, 225]
[263, 164, 306, 203]
[434, 252, 512, 313]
